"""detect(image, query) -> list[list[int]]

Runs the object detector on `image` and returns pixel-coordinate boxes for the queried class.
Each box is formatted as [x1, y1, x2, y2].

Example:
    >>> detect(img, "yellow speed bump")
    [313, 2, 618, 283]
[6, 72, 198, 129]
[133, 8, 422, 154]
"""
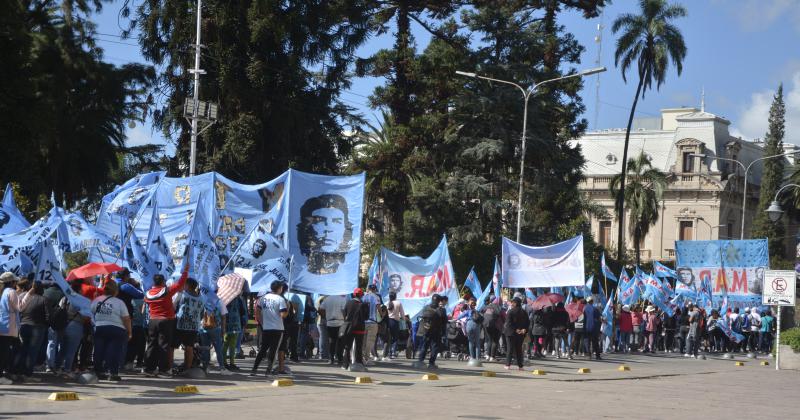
[481, 371, 496, 377]
[531, 370, 546, 376]
[735, 362, 745, 367]
[174, 385, 199, 394]
[618, 365, 631, 371]
[421, 374, 439, 381]
[354, 376, 373, 384]
[577, 368, 591, 374]
[761, 361, 770, 366]
[48, 392, 79, 401]
[272, 378, 294, 387]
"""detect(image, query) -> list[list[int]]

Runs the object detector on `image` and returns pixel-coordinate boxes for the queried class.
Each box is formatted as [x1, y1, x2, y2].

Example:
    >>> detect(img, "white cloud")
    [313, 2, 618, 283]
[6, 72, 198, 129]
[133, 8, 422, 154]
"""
[731, 71, 800, 145]
[716, 0, 800, 32]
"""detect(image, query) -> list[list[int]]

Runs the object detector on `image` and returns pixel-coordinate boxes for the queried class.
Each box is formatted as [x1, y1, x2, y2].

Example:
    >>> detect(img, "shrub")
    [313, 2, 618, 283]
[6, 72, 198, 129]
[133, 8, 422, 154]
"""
[781, 327, 800, 352]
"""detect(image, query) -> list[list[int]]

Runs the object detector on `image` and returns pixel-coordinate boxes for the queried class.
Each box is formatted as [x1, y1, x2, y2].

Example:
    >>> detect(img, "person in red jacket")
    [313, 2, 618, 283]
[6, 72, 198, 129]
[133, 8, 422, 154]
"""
[143, 269, 188, 377]
[618, 305, 633, 353]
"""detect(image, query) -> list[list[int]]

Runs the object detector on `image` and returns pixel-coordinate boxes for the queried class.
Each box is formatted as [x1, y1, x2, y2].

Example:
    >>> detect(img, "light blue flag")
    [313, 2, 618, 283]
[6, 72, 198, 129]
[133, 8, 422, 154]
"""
[602, 291, 615, 336]
[525, 289, 536, 301]
[58, 211, 119, 254]
[619, 278, 641, 306]
[184, 197, 221, 310]
[0, 206, 62, 274]
[368, 253, 381, 286]
[618, 268, 632, 293]
[492, 257, 502, 302]
[653, 261, 677, 278]
[600, 253, 618, 282]
[287, 170, 364, 296]
[596, 282, 607, 305]
[464, 267, 482, 298]
[144, 204, 176, 283]
[38, 239, 91, 316]
[0, 183, 31, 234]
[716, 319, 745, 343]
[379, 235, 459, 318]
[127, 226, 158, 292]
[230, 220, 290, 295]
[105, 172, 164, 220]
[475, 280, 493, 311]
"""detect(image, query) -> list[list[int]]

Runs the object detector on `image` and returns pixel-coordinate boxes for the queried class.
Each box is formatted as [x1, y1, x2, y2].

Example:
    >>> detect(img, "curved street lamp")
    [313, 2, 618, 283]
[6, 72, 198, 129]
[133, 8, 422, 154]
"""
[765, 183, 800, 222]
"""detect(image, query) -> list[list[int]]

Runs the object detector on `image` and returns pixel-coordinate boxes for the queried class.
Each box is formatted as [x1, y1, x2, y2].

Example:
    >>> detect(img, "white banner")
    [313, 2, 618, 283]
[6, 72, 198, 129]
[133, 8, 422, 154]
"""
[501, 235, 585, 288]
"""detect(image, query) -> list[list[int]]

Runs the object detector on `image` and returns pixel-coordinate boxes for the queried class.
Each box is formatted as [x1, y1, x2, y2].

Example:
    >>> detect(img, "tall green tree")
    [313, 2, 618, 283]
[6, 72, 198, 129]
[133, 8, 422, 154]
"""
[126, 0, 374, 182]
[610, 151, 667, 266]
[611, 0, 686, 263]
[752, 84, 786, 260]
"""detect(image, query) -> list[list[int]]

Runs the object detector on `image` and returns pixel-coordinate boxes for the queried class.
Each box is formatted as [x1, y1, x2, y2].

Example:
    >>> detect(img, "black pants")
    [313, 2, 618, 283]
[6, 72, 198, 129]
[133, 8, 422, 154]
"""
[0, 335, 19, 376]
[587, 331, 601, 358]
[126, 326, 146, 365]
[286, 324, 299, 361]
[506, 334, 524, 368]
[485, 327, 500, 358]
[78, 327, 93, 370]
[252, 330, 283, 374]
[145, 318, 176, 373]
[327, 326, 340, 364]
[339, 332, 364, 368]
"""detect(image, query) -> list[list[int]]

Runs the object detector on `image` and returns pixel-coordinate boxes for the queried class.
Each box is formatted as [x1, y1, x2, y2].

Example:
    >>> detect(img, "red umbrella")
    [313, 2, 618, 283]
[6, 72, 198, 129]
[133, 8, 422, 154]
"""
[66, 262, 124, 281]
[565, 302, 586, 322]
[531, 293, 565, 311]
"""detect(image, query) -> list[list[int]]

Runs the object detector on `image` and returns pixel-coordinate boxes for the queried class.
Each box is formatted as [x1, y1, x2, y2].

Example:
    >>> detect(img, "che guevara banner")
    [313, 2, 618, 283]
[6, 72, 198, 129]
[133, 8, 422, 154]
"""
[380, 235, 460, 318]
[501, 235, 585, 288]
[675, 239, 768, 309]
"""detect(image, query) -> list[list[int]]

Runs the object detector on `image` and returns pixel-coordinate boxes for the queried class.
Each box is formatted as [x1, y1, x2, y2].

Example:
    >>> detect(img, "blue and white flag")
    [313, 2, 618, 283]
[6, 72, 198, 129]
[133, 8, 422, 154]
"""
[231, 221, 290, 294]
[475, 280, 493, 311]
[184, 197, 221, 309]
[602, 291, 615, 336]
[492, 257, 502, 301]
[287, 170, 364, 296]
[379, 235, 459, 318]
[653, 261, 677, 278]
[464, 267, 482, 299]
[144, 204, 176, 284]
[716, 318, 745, 343]
[0, 183, 31, 234]
[105, 172, 164, 220]
[58, 211, 118, 254]
[368, 253, 381, 287]
[619, 268, 632, 291]
[501, 235, 584, 288]
[125, 225, 157, 291]
[600, 253, 618, 282]
[619, 277, 641, 306]
[38, 239, 91, 316]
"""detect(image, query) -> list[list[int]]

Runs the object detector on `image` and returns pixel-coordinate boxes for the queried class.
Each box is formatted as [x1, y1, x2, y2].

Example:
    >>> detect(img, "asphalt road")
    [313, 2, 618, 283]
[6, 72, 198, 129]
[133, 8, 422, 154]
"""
[1, 352, 797, 419]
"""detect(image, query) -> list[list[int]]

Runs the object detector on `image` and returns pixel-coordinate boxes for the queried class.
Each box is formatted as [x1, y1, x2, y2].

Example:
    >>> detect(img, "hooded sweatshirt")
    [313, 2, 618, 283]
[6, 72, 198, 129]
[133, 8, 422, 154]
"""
[145, 271, 188, 320]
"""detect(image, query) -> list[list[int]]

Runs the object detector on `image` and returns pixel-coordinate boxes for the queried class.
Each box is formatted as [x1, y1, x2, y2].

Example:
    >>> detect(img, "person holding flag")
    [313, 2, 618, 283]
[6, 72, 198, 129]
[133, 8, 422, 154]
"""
[143, 265, 189, 378]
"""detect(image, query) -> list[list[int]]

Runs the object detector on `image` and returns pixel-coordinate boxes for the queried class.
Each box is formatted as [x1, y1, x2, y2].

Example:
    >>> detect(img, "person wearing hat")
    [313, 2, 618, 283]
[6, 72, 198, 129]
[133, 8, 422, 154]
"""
[643, 305, 660, 353]
[503, 297, 528, 370]
[618, 305, 633, 353]
[340, 287, 368, 370]
[0, 272, 21, 384]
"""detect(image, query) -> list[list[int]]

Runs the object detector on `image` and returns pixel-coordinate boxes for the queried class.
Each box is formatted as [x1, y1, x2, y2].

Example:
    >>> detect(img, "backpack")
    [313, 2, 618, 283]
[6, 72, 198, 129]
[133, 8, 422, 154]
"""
[48, 298, 69, 331]
[472, 310, 484, 324]
[742, 314, 751, 330]
[732, 315, 743, 332]
[482, 307, 496, 328]
[574, 314, 585, 332]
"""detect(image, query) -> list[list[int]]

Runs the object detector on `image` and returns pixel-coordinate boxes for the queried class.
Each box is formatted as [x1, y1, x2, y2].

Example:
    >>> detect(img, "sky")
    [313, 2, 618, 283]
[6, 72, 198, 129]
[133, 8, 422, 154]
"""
[93, 0, 800, 151]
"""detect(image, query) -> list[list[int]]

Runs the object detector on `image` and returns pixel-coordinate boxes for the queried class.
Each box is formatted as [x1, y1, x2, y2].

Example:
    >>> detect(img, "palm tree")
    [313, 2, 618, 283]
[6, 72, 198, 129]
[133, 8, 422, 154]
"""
[611, 0, 687, 263]
[610, 152, 667, 266]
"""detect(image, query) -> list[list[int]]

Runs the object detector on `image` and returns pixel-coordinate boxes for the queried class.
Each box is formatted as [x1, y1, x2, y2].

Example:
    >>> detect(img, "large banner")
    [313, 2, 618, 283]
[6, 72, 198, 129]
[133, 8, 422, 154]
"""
[380, 236, 459, 318]
[675, 239, 768, 309]
[501, 235, 585, 288]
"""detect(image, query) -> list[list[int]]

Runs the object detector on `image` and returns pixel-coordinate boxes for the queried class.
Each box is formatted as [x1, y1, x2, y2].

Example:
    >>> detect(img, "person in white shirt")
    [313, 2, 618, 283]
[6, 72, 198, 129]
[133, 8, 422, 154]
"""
[251, 280, 287, 377]
[319, 294, 346, 365]
[91, 281, 131, 381]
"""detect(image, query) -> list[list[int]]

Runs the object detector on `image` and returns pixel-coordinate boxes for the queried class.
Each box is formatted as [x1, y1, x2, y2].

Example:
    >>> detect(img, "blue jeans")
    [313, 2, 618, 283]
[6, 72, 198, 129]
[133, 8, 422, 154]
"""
[55, 321, 84, 372]
[47, 327, 63, 369]
[199, 327, 225, 369]
[94, 325, 128, 376]
[388, 319, 400, 356]
[417, 335, 439, 365]
[15, 324, 47, 376]
[466, 322, 481, 359]
[317, 324, 329, 359]
[618, 332, 631, 352]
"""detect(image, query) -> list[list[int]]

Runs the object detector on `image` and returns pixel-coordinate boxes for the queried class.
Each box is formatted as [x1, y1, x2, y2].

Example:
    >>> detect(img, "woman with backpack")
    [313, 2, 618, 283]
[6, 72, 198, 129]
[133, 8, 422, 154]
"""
[529, 308, 547, 359]
[551, 302, 569, 359]
[456, 298, 482, 363]
[481, 297, 502, 362]
[91, 281, 131, 381]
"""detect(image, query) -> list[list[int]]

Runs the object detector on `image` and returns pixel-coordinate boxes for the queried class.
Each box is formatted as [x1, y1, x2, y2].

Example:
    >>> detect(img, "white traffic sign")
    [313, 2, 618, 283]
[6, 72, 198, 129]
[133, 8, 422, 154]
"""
[763, 270, 796, 306]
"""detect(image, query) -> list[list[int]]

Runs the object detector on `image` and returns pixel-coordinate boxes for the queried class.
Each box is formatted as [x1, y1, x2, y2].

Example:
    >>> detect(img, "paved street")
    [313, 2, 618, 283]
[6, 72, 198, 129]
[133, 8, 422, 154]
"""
[1, 352, 797, 419]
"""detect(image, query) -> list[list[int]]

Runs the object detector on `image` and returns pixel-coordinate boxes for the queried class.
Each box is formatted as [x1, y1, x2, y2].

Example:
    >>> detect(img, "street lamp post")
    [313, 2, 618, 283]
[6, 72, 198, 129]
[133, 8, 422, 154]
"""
[765, 183, 800, 222]
[690, 151, 798, 239]
[456, 67, 607, 242]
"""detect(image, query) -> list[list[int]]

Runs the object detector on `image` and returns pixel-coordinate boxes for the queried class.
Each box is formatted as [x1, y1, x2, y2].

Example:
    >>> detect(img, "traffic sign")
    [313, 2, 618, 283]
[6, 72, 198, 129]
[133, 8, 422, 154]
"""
[763, 270, 796, 306]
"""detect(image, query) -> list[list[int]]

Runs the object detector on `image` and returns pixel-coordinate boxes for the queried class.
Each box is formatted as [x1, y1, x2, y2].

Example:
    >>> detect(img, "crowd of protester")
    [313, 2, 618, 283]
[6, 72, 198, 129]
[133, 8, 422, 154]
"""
[0, 268, 780, 384]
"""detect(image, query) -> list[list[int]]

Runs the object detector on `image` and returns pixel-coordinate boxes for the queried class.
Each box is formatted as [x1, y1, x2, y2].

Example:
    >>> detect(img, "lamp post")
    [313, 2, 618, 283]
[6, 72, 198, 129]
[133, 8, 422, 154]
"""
[765, 183, 800, 222]
[456, 67, 607, 242]
[690, 152, 798, 239]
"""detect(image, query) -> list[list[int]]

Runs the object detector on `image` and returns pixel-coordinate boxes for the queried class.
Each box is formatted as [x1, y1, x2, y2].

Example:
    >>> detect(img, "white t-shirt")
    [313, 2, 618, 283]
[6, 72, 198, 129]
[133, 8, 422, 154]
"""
[320, 295, 347, 327]
[92, 296, 129, 330]
[258, 293, 287, 331]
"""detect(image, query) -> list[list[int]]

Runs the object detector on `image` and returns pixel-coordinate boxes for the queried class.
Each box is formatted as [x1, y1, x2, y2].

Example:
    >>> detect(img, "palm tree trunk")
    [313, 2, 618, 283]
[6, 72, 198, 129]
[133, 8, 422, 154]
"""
[615, 74, 645, 265]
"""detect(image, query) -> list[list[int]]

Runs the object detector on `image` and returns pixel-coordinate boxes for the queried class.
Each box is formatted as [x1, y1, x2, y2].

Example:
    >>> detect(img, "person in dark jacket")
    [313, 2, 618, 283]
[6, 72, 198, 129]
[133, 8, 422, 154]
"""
[340, 288, 369, 370]
[416, 295, 444, 369]
[504, 297, 528, 370]
[583, 297, 602, 360]
[529, 308, 546, 359]
[551, 302, 569, 359]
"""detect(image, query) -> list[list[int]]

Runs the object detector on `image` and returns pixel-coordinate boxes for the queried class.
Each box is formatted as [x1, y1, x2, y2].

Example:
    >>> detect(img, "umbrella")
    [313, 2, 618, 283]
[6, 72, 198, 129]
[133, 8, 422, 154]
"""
[531, 293, 565, 311]
[217, 273, 246, 306]
[66, 262, 123, 281]
[565, 302, 586, 322]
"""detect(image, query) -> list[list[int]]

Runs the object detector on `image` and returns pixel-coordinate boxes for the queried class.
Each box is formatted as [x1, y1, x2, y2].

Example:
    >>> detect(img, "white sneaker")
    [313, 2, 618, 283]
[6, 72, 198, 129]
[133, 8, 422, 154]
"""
[683, 353, 690, 358]
[218, 368, 232, 376]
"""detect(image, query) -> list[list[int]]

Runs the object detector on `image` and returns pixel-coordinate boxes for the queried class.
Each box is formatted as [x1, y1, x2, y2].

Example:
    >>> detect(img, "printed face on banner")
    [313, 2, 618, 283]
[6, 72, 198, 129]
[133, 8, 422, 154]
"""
[0, 210, 9, 229]
[296, 194, 353, 275]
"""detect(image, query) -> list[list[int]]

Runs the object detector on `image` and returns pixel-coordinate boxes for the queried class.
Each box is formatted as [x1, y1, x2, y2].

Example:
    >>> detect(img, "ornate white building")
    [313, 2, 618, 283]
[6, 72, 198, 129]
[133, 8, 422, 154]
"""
[572, 107, 797, 262]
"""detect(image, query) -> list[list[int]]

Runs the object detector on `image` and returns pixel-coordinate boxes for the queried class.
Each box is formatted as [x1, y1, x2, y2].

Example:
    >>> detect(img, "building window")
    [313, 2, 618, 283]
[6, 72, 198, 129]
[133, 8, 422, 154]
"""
[599, 221, 612, 248]
[679, 220, 693, 241]
[682, 152, 694, 173]
[726, 222, 733, 240]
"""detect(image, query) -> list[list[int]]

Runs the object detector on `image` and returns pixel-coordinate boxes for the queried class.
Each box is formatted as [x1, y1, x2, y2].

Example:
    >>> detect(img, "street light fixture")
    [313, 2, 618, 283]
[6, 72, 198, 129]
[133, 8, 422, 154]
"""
[456, 66, 607, 242]
[689, 151, 799, 239]
[765, 183, 800, 223]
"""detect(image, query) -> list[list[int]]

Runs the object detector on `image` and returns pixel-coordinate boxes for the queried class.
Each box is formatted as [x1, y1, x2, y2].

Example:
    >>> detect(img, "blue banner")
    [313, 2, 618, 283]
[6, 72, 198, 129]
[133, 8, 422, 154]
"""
[502, 235, 584, 288]
[380, 236, 459, 318]
[230, 221, 290, 294]
[58, 211, 118, 255]
[600, 252, 618, 282]
[38, 239, 92, 316]
[1, 183, 31, 234]
[675, 239, 767, 310]
[464, 268, 482, 299]
[184, 197, 221, 309]
[653, 261, 677, 278]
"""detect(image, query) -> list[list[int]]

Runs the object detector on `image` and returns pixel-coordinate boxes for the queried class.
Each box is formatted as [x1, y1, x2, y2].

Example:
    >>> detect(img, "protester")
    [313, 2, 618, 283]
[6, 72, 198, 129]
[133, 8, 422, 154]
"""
[276, 283, 295, 374]
[15, 279, 47, 380]
[386, 292, 405, 359]
[529, 307, 546, 359]
[481, 296, 502, 361]
[251, 281, 287, 378]
[631, 305, 644, 351]
[662, 308, 677, 353]
[643, 305, 660, 353]
[320, 293, 346, 365]
[550, 302, 569, 359]
[583, 297, 602, 360]
[618, 305, 633, 353]
[340, 288, 368, 370]
[416, 295, 444, 369]
[43, 281, 65, 374]
[144, 268, 188, 377]
[456, 298, 482, 362]
[315, 295, 329, 361]
[0, 272, 21, 384]
[504, 297, 527, 370]
[199, 294, 229, 375]
[746, 308, 761, 353]
[224, 292, 247, 371]
[759, 310, 774, 354]
[685, 304, 700, 358]
[125, 296, 147, 370]
[91, 280, 131, 381]
[362, 284, 382, 362]
[173, 278, 204, 373]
